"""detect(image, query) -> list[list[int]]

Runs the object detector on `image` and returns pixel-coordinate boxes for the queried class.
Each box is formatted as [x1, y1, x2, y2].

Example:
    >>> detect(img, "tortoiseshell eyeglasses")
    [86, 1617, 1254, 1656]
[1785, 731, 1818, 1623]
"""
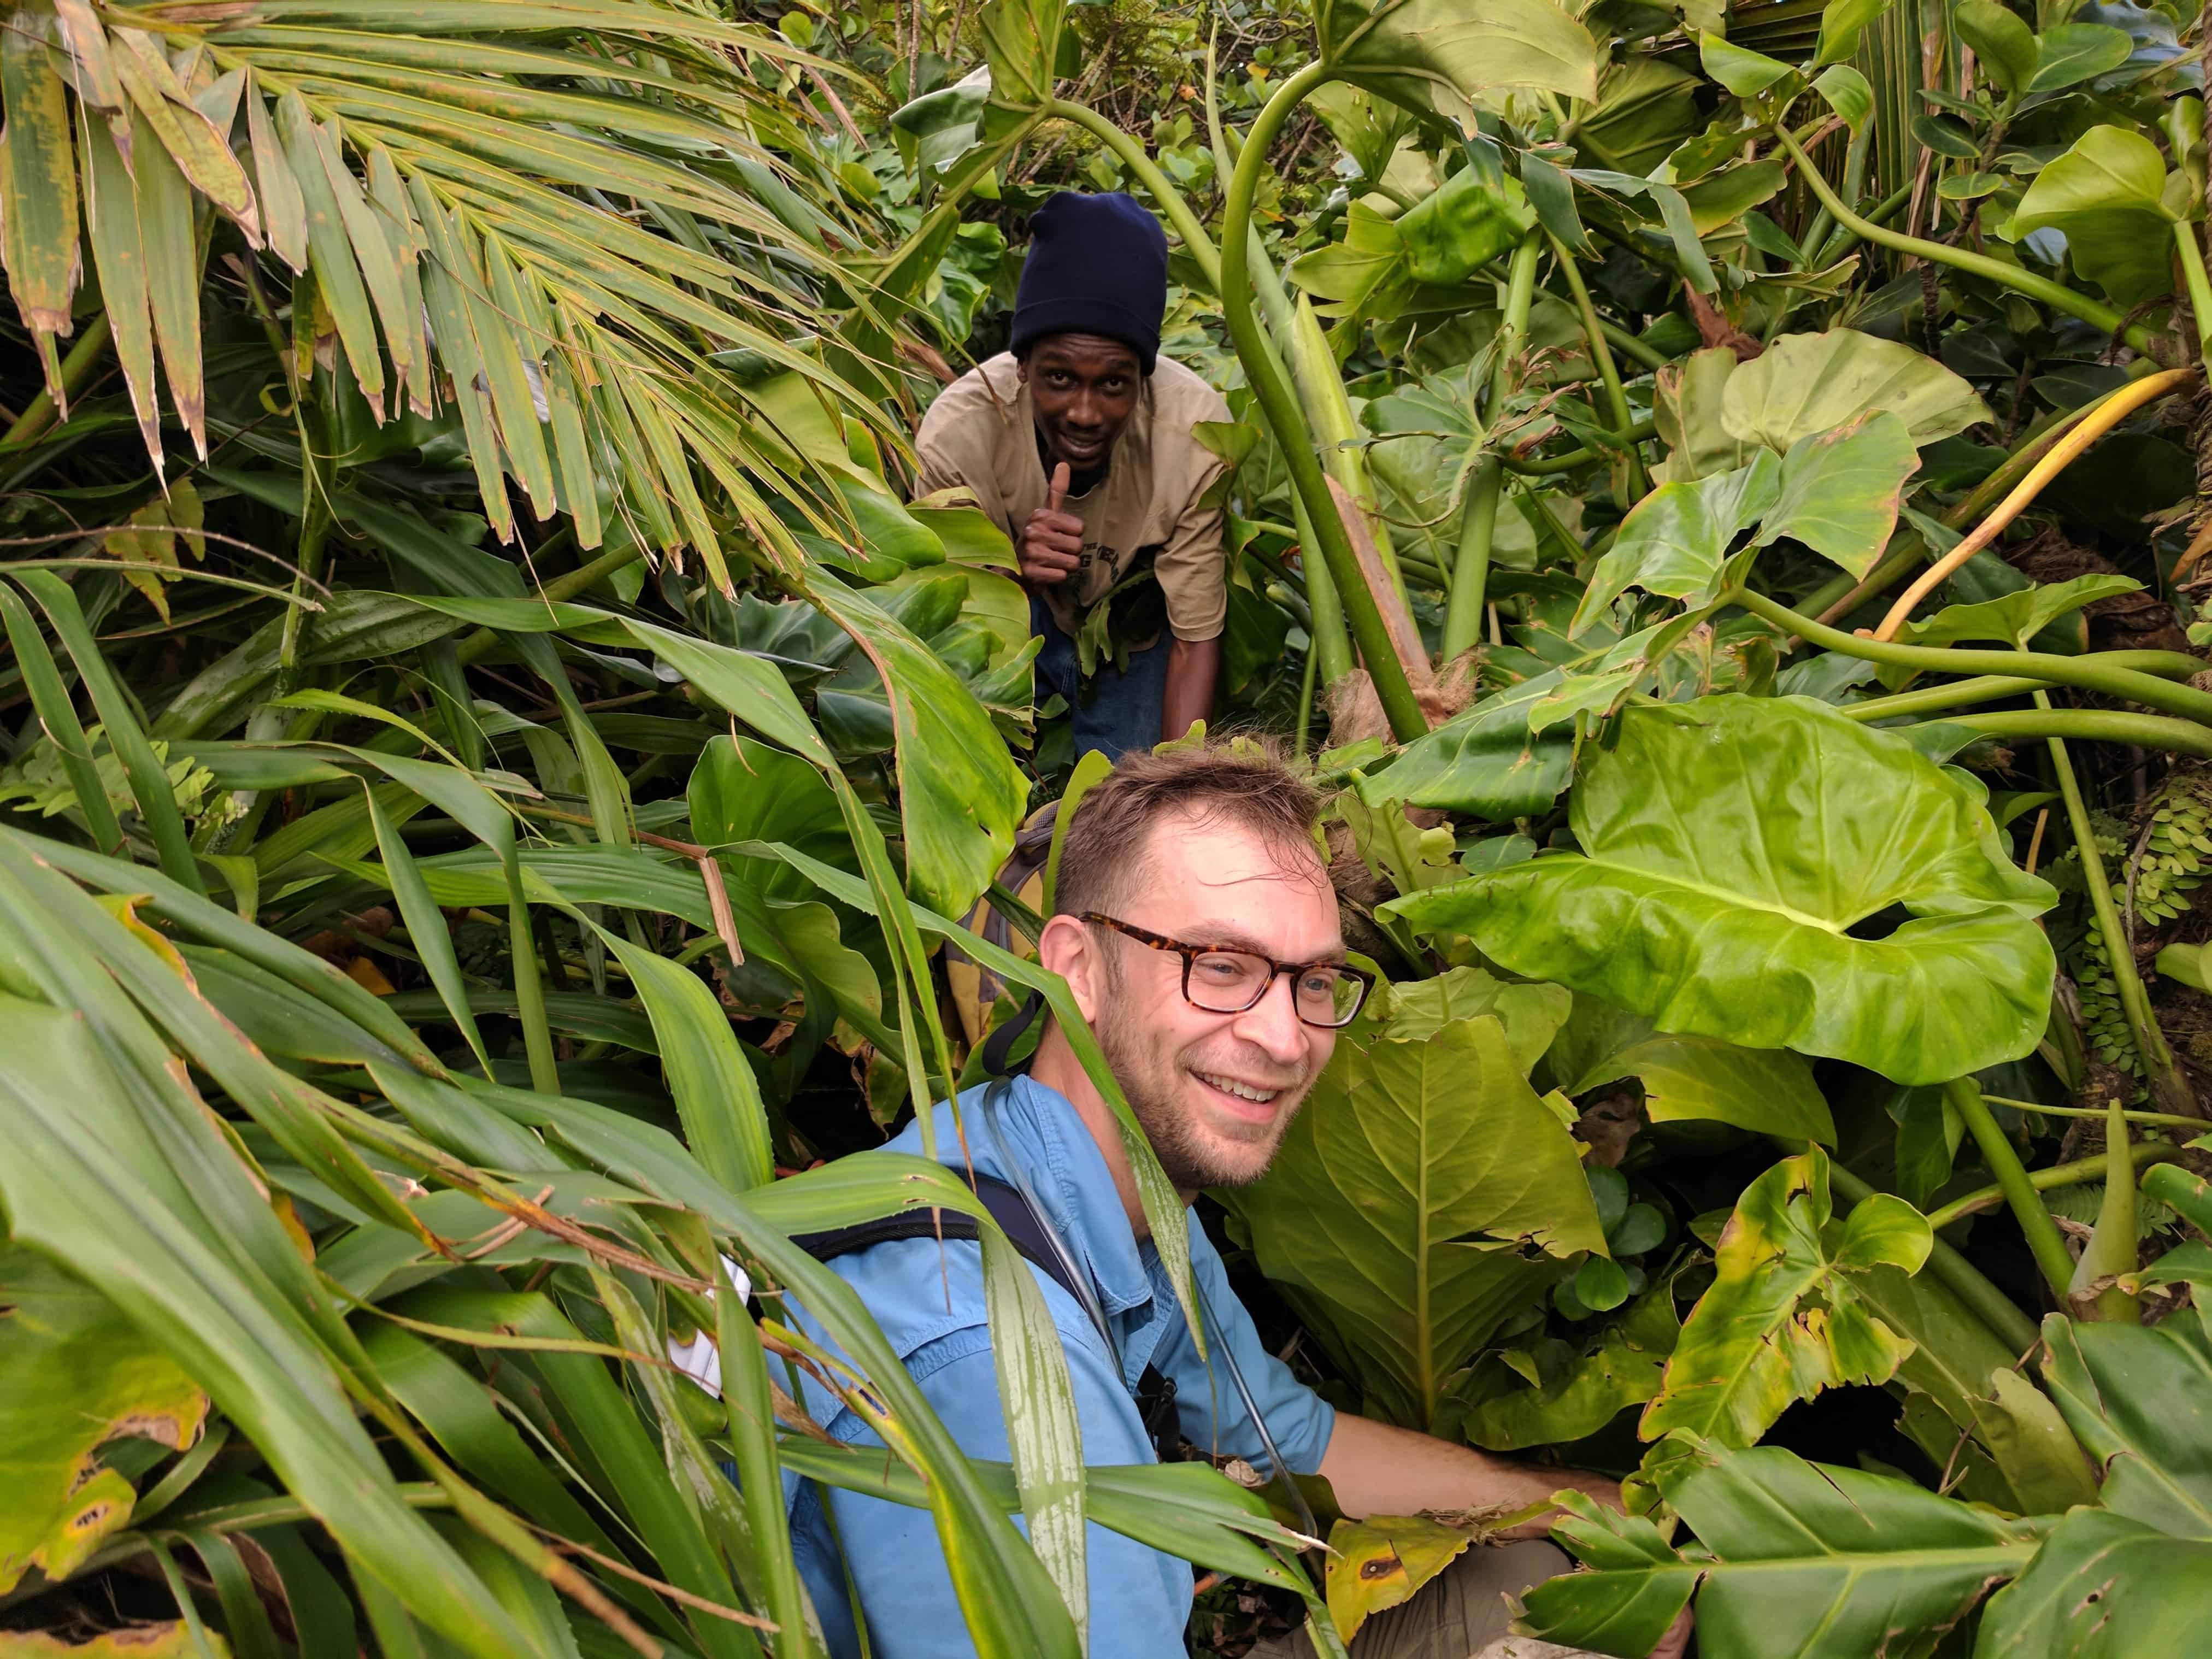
[1080, 913, 1373, 1028]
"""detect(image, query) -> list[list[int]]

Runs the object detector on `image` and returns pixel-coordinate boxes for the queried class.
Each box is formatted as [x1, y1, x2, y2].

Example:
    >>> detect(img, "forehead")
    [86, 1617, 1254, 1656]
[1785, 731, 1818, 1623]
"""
[1116, 809, 1340, 958]
[1030, 334, 1139, 376]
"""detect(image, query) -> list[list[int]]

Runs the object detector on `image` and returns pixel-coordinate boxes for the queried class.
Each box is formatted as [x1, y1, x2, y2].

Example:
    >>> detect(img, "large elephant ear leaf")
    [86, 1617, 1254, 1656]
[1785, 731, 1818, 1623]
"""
[1385, 695, 2057, 1084]
[1217, 1013, 1604, 1431]
[1544, 996, 1835, 1143]
[1315, 0, 1601, 128]
[1718, 328, 1989, 452]
[1639, 1148, 1930, 1450]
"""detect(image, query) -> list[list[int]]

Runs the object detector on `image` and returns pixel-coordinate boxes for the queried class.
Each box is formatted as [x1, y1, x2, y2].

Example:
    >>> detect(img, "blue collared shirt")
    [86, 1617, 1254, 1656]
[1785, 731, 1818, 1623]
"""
[779, 1075, 1338, 1657]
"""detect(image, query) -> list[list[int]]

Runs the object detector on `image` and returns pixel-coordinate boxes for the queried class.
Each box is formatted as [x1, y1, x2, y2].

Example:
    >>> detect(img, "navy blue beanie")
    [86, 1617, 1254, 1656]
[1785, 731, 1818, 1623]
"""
[1009, 192, 1168, 374]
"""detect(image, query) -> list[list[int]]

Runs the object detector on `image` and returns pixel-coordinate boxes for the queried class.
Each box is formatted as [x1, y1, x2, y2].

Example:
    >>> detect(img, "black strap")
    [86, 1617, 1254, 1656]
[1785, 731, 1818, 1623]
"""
[792, 1170, 1179, 1461]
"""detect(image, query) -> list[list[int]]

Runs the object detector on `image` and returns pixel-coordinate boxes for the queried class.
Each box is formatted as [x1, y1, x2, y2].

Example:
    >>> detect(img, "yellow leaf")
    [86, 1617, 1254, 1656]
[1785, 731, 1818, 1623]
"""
[0, 1626, 233, 1657]
[91, 892, 190, 981]
[1323, 1514, 1474, 1645]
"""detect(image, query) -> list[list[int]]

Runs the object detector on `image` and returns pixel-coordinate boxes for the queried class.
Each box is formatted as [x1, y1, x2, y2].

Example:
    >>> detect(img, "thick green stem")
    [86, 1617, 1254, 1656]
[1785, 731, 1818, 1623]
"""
[1984, 1092, 2211, 1130]
[1949, 708, 2212, 761]
[1776, 130, 2154, 354]
[2175, 220, 2212, 359]
[1048, 99, 1219, 289]
[1946, 1077, 2078, 1305]
[1219, 61, 1426, 741]
[1290, 484, 1352, 684]
[1811, 180, 1912, 268]
[1289, 293, 1406, 598]
[1550, 232, 1644, 501]
[1923, 1134, 2178, 1229]
[2038, 687, 2202, 1117]
[1826, 1161, 2039, 1356]
[1293, 626, 1321, 758]
[1444, 234, 1541, 659]
[1727, 589, 2212, 727]
[1504, 417, 1659, 476]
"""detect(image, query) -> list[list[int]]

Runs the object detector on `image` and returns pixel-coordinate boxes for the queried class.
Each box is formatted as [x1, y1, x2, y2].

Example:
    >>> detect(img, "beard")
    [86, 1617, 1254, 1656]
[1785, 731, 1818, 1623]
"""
[1096, 1001, 1316, 1192]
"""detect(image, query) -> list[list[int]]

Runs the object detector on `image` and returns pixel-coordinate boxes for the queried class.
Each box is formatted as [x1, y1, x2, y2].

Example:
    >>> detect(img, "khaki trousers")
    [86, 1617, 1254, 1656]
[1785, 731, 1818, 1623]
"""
[1248, 1540, 1589, 1659]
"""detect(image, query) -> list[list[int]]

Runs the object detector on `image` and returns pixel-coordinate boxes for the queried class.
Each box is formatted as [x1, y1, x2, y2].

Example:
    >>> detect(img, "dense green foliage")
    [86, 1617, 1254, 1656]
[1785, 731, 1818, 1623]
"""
[6, 0, 2212, 1655]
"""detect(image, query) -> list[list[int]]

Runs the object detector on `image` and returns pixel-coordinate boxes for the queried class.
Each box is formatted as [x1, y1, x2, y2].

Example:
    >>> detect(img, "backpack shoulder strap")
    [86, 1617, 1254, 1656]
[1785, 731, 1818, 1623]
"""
[789, 1170, 1087, 1310]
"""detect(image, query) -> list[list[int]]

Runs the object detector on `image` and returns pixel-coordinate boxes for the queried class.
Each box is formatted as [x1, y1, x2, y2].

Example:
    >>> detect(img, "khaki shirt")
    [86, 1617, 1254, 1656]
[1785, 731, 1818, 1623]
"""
[915, 352, 1231, 642]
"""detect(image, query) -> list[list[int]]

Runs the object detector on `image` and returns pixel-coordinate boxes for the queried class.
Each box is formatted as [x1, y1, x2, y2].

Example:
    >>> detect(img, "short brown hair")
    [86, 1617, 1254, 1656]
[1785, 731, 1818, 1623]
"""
[1051, 740, 1326, 920]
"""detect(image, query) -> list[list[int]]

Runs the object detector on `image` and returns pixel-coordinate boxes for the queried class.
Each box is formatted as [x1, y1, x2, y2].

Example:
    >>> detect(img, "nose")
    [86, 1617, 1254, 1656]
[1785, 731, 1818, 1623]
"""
[1228, 970, 1309, 1069]
[1066, 389, 1104, 431]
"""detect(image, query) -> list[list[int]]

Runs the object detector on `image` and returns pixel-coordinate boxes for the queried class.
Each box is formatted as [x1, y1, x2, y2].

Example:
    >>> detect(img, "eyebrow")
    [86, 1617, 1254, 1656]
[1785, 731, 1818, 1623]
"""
[1185, 922, 1346, 964]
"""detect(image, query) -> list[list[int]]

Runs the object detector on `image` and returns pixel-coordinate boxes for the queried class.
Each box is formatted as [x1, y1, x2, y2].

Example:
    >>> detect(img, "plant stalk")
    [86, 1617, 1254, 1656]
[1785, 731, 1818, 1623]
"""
[2175, 221, 2212, 361]
[1922, 1134, 2178, 1229]
[2037, 687, 2202, 1117]
[1444, 234, 1541, 660]
[1218, 59, 1427, 741]
[1728, 589, 2212, 727]
[1945, 1077, 2079, 1304]
[1944, 708, 2212, 761]
[1775, 128, 2154, 354]
[1550, 232, 1644, 501]
[0, 314, 113, 451]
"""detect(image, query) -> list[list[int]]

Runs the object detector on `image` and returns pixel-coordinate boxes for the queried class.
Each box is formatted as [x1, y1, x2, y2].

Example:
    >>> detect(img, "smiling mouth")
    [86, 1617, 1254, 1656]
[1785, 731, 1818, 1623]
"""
[1194, 1070, 1284, 1108]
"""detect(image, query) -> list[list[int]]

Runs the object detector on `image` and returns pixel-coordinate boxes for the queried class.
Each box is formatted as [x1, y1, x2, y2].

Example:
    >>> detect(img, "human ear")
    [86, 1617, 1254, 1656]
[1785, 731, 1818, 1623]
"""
[1037, 914, 1102, 1022]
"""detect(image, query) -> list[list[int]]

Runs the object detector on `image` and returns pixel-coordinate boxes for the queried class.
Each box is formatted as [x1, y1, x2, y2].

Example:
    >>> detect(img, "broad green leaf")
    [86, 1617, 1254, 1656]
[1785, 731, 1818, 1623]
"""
[1316, 0, 1602, 130]
[1697, 32, 1795, 98]
[1396, 168, 1536, 285]
[1955, 0, 2038, 96]
[1571, 451, 1780, 634]
[2040, 1311, 2212, 1538]
[1679, 158, 1786, 234]
[1811, 63, 1873, 129]
[688, 734, 851, 902]
[1522, 1443, 2047, 1655]
[1367, 965, 1573, 1075]
[1220, 1013, 1605, 1430]
[1654, 346, 1761, 483]
[1895, 573, 2140, 653]
[976, 0, 1063, 115]
[1639, 1148, 1929, 1448]
[1720, 329, 1990, 452]
[0, 1246, 210, 1592]
[2010, 124, 2178, 307]
[1814, 0, 1895, 66]
[1544, 998, 1834, 1142]
[1752, 410, 1919, 579]
[2026, 21, 2136, 91]
[1357, 672, 1574, 820]
[1386, 697, 2058, 1084]
[1978, 1508, 2212, 1652]
[1462, 1279, 1678, 1450]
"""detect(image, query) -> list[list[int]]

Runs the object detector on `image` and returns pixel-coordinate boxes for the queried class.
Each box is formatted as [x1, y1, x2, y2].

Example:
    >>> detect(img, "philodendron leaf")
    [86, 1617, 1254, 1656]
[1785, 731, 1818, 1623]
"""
[1463, 1277, 1680, 1451]
[2026, 21, 2137, 92]
[0, 1246, 210, 1592]
[1638, 1148, 1931, 1449]
[1367, 966, 1573, 1075]
[1520, 1440, 2049, 1657]
[1976, 1508, 2212, 1654]
[1720, 329, 1990, 452]
[1697, 32, 1796, 98]
[1544, 997, 1836, 1143]
[1570, 451, 1780, 636]
[1895, 573, 2142, 652]
[2010, 125, 2178, 307]
[1751, 410, 1919, 579]
[1218, 1013, 1605, 1430]
[1955, 0, 2038, 96]
[2039, 1310, 2212, 1539]
[1385, 696, 2058, 1084]
[1316, 0, 1601, 130]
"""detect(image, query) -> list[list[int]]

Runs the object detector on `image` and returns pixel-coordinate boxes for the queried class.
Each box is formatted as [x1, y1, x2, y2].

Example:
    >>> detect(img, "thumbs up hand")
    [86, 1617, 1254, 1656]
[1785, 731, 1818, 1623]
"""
[1019, 462, 1084, 587]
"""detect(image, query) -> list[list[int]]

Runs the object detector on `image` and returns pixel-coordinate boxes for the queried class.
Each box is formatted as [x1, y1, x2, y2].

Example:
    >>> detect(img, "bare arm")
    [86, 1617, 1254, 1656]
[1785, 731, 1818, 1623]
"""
[1318, 1416, 1692, 1659]
[1162, 634, 1220, 742]
[1317, 1412, 1619, 1534]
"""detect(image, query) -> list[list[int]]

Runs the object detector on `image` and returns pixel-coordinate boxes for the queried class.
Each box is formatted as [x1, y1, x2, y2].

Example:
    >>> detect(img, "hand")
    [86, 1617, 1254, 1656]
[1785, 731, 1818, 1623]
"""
[1649, 1608, 1693, 1659]
[1019, 462, 1084, 587]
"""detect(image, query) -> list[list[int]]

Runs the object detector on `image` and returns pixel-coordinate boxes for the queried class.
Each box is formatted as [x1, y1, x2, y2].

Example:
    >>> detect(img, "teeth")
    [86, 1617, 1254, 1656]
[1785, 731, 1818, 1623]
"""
[1197, 1072, 1279, 1105]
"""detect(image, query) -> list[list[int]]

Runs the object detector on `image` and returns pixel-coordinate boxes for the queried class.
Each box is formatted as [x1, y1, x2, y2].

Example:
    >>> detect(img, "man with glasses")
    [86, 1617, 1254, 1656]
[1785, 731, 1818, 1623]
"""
[773, 743, 1689, 1659]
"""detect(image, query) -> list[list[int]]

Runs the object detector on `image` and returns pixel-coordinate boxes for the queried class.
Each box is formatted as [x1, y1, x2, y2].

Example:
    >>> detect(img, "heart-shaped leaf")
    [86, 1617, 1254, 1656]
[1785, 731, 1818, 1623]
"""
[1894, 573, 2142, 651]
[1752, 409, 1919, 579]
[1572, 452, 1780, 635]
[2011, 125, 2178, 306]
[1385, 695, 2058, 1083]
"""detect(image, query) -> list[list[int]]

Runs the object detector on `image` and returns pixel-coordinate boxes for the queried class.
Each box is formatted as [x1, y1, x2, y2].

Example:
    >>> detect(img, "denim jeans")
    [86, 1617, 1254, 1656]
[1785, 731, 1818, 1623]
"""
[1030, 592, 1173, 763]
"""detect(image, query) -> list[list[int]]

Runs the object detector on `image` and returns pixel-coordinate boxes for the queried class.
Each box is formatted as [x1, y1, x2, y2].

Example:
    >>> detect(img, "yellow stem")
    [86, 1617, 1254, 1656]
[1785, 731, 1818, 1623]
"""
[1871, 368, 2195, 642]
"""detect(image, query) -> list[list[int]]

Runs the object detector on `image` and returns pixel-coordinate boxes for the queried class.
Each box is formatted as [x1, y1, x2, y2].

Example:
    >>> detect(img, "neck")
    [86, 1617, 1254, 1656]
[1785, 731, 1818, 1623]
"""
[1028, 1023, 1187, 1237]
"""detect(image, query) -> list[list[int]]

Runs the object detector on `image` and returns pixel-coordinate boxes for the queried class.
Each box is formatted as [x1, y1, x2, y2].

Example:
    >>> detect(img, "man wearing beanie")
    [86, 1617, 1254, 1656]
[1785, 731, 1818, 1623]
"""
[916, 191, 1231, 761]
